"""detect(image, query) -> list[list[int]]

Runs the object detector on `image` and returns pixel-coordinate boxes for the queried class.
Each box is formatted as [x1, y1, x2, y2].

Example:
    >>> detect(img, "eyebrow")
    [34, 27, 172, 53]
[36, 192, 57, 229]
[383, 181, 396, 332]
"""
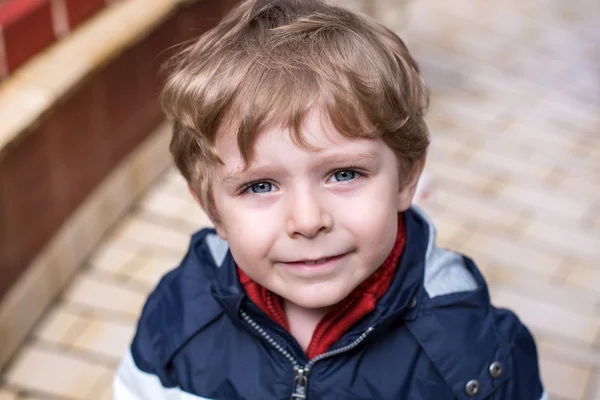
[316, 150, 377, 166]
[221, 165, 280, 184]
[221, 149, 379, 184]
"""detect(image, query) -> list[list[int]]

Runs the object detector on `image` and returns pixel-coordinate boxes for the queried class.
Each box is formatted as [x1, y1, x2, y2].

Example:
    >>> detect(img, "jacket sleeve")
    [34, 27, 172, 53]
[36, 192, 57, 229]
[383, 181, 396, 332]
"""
[113, 323, 219, 400]
[113, 289, 182, 400]
[114, 348, 176, 400]
[491, 307, 547, 400]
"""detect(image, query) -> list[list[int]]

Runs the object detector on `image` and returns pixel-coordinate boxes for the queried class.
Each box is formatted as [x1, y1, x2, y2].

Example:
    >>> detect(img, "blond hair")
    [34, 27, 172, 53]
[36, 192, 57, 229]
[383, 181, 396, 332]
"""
[162, 0, 429, 221]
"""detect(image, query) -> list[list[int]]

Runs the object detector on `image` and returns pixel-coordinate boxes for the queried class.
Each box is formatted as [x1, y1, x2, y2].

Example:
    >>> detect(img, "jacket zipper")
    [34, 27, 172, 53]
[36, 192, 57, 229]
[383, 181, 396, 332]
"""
[240, 309, 375, 400]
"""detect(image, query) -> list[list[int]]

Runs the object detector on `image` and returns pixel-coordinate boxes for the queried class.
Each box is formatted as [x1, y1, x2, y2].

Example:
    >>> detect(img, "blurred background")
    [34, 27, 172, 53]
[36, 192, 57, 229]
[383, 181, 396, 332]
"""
[0, 0, 598, 399]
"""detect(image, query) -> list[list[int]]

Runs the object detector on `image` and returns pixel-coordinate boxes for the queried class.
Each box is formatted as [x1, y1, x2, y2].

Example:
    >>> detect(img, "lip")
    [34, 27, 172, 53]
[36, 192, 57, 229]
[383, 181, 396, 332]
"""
[280, 253, 348, 273]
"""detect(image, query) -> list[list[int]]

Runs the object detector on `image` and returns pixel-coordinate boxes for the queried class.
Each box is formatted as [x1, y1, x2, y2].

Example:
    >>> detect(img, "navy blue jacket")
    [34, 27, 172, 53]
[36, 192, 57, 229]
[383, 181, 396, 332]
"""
[114, 207, 546, 400]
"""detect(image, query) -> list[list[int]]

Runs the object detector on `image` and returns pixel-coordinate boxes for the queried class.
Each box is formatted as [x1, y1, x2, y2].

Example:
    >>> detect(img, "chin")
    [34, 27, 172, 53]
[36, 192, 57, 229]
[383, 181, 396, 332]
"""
[287, 288, 350, 309]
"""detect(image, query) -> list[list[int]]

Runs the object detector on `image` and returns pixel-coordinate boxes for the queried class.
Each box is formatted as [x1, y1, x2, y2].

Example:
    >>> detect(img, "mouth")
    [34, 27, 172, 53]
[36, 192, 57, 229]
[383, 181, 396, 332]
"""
[284, 253, 347, 267]
[303, 257, 331, 265]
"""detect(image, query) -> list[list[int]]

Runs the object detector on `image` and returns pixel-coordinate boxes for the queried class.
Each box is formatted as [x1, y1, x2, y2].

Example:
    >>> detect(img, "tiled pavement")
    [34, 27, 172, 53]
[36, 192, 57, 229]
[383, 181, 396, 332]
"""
[1, 0, 599, 399]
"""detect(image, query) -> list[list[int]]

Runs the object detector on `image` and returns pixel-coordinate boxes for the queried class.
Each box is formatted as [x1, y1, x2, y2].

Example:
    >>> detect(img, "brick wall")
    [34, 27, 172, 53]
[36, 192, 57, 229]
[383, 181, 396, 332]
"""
[0, 0, 108, 79]
[0, 0, 240, 301]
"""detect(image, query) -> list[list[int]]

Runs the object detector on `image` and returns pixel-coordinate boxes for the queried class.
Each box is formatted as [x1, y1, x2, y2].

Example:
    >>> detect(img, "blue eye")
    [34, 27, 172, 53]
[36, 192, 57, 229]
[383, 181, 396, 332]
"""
[332, 170, 356, 182]
[249, 182, 273, 193]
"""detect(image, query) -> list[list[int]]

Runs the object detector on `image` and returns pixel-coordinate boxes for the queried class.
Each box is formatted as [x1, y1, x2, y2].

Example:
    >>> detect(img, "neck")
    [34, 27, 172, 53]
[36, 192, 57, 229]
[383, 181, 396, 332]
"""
[283, 300, 333, 351]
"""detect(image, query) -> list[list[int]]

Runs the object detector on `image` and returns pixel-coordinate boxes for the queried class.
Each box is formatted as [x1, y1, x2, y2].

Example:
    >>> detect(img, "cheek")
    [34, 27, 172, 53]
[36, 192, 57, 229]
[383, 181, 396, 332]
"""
[331, 180, 399, 259]
[350, 207, 398, 253]
[218, 199, 280, 261]
[332, 175, 399, 223]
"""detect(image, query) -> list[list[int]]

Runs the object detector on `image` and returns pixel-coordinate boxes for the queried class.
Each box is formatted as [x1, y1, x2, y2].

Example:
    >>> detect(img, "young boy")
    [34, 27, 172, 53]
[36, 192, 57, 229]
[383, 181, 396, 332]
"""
[115, 0, 546, 398]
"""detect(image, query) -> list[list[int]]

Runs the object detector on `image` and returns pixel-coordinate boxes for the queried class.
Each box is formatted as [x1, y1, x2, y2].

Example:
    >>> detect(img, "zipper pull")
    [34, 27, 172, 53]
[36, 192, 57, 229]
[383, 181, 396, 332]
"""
[291, 367, 308, 399]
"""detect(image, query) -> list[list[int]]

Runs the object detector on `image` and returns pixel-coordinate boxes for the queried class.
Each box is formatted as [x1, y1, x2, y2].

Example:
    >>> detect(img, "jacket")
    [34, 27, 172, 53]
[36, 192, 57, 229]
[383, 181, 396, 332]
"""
[114, 207, 547, 399]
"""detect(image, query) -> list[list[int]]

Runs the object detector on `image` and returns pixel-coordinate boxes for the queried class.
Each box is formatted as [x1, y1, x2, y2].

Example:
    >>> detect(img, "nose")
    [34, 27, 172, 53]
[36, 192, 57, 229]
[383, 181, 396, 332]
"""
[285, 188, 332, 239]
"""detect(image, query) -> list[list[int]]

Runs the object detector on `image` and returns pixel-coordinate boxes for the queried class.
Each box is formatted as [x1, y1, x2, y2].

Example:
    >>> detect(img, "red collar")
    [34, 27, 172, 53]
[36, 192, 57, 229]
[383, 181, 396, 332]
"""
[238, 215, 406, 359]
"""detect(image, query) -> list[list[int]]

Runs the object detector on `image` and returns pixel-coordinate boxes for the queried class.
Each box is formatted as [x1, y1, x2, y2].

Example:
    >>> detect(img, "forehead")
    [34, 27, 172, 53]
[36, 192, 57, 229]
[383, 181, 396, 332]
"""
[215, 110, 374, 167]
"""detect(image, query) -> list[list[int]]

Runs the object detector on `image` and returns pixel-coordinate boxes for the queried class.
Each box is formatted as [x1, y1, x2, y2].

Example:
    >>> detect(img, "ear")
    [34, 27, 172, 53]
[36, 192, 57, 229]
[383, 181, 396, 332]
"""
[188, 184, 228, 240]
[397, 155, 426, 212]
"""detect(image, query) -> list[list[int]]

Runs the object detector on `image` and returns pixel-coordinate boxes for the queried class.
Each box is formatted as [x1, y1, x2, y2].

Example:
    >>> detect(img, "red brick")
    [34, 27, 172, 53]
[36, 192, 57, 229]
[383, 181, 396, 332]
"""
[0, 125, 67, 300]
[47, 75, 110, 210]
[64, 0, 105, 30]
[177, 0, 222, 43]
[0, 0, 55, 73]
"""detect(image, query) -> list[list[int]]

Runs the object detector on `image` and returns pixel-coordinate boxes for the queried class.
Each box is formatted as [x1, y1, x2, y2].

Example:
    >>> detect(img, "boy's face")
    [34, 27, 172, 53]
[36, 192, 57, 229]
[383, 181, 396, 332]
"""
[206, 110, 422, 310]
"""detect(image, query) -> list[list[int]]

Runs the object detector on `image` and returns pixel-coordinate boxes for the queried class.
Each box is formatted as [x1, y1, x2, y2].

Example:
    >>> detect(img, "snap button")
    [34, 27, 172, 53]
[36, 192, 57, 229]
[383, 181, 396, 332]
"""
[408, 296, 417, 308]
[465, 380, 480, 396]
[489, 361, 503, 378]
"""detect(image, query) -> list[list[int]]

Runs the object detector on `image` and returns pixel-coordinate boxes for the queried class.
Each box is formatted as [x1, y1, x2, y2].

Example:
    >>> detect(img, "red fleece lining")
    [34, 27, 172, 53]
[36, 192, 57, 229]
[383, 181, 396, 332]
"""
[238, 215, 406, 359]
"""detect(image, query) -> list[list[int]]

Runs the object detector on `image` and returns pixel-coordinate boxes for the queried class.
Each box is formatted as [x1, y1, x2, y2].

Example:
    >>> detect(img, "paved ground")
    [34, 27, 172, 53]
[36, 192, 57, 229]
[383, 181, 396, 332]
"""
[1, 0, 598, 399]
